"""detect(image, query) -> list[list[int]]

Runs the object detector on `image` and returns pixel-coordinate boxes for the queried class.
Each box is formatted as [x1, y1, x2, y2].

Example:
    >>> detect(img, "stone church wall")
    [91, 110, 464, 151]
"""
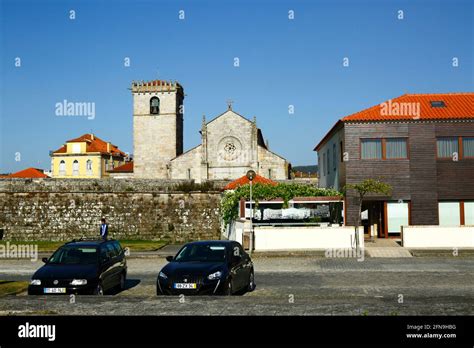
[170, 145, 202, 180]
[258, 146, 289, 179]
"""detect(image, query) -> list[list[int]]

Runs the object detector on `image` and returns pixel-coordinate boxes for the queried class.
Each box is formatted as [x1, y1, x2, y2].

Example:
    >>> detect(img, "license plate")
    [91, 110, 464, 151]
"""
[173, 283, 196, 289]
[44, 288, 66, 294]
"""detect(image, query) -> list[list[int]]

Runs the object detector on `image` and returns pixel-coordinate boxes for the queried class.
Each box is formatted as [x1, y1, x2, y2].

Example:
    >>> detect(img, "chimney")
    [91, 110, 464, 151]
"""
[107, 142, 111, 153]
[91, 133, 94, 140]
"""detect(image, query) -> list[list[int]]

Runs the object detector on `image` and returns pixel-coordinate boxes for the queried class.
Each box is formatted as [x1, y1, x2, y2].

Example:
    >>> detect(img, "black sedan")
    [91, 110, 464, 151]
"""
[157, 240, 255, 295]
[28, 239, 127, 295]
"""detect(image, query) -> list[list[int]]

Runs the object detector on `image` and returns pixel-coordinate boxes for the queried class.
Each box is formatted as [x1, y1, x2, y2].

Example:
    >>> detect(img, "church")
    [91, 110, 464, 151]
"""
[131, 80, 290, 182]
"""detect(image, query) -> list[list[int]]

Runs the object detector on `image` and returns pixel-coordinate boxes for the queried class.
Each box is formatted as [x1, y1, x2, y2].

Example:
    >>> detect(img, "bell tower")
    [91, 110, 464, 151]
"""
[132, 80, 184, 178]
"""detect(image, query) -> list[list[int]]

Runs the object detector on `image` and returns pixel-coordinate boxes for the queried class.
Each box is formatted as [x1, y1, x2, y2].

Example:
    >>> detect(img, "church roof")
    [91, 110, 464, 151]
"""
[206, 108, 254, 127]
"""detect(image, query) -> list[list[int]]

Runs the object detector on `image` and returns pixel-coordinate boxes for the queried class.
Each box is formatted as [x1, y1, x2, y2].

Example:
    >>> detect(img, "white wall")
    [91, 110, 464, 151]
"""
[254, 226, 364, 251]
[402, 225, 474, 248]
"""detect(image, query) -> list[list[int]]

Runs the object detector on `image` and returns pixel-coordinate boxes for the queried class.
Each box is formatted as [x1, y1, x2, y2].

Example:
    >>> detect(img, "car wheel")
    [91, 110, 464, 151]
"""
[247, 270, 255, 292]
[224, 279, 233, 296]
[118, 273, 126, 291]
[94, 283, 104, 296]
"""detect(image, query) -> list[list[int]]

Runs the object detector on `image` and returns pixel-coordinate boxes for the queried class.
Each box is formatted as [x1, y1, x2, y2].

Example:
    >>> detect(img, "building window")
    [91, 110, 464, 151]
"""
[386, 138, 408, 159]
[438, 202, 461, 226]
[59, 160, 66, 175]
[72, 160, 79, 176]
[150, 97, 160, 114]
[72, 143, 81, 154]
[464, 201, 474, 225]
[322, 153, 326, 176]
[437, 137, 458, 158]
[339, 141, 344, 162]
[386, 202, 409, 234]
[462, 137, 474, 158]
[187, 168, 191, 179]
[430, 101, 446, 108]
[332, 143, 336, 171]
[361, 139, 382, 159]
[268, 168, 272, 179]
[326, 149, 330, 175]
[86, 160, 93, 175]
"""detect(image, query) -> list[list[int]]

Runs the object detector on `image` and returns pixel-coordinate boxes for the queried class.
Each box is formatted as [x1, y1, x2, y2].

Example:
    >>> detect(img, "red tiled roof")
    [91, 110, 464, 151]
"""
[108, 161, 134, 173]
[53, 134, 126, 156]
[224, 174, 278, 190]
[7, 168, 49, 178]
[133, 80, 183, 88]
[342, 93, 473, 122]
[315, 93, 474, 151]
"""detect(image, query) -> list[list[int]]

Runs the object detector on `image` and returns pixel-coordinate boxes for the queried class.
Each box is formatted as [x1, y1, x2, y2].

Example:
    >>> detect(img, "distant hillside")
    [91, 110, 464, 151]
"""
[292, 165, 318, 174]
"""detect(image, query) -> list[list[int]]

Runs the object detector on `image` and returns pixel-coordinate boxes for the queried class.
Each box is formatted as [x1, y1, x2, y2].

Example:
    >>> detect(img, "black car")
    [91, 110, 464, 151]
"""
[157, 240, 255, 295]
[28, 239, 127, 295]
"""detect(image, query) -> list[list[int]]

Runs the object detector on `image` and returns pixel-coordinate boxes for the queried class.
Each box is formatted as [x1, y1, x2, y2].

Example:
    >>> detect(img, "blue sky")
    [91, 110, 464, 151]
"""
[0, 0, 472, 173]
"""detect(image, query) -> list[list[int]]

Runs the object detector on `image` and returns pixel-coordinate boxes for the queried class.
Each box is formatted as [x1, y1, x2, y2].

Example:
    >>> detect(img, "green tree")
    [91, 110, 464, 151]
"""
[344, 179, 392, 250]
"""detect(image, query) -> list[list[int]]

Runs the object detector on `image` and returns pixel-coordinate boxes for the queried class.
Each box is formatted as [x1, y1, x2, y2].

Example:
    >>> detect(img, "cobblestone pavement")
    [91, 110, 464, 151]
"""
[0, 257, 472, 315]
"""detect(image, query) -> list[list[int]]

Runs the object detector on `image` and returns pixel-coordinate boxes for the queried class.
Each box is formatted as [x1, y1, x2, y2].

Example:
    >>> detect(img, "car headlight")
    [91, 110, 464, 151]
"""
[70, 279, 87, 286]
[30, 279, 41, 285]
[207, 271, 222, 280]
[159, 271, 168, 279]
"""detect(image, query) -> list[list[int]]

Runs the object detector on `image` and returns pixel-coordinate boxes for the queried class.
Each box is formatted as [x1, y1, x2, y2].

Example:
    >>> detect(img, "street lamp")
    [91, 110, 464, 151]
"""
[246, 170, 256, 253]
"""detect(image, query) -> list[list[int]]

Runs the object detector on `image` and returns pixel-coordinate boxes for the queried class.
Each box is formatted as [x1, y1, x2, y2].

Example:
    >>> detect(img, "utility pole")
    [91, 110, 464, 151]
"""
[246, 169, 256, 254]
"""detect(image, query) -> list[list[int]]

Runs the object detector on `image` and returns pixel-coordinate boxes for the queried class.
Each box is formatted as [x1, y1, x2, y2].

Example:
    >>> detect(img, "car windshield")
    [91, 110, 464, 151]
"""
[48, 246, 98, 265]
[174, 244, 227, 262]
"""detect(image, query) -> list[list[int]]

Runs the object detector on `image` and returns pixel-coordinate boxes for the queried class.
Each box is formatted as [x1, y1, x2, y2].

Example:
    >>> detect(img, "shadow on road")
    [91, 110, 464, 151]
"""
[109, 279, 140, 295]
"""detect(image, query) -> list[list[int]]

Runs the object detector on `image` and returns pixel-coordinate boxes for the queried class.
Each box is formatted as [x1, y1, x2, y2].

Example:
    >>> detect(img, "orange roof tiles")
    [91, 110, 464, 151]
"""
[314, 92, 473, 151]
[7, 168, 49, 178]
[108, 161, 134, 173]
[224, 174, 278, 190]
[342, 93, 473, 122]
[53, 134, 126, 156]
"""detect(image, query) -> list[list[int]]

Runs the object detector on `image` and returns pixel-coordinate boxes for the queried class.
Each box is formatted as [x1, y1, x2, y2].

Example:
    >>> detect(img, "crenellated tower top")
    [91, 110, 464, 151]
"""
[131, 80, 184, 94]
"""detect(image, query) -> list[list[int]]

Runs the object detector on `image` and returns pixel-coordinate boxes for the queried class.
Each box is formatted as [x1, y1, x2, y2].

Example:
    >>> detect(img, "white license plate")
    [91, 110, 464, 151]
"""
[44, 288, 66, 294]
[173, 283, 196, 289]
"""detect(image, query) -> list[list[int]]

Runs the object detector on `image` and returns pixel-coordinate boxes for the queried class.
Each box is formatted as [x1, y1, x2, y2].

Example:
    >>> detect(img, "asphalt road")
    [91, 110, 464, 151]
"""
[0, 257, 472, 315]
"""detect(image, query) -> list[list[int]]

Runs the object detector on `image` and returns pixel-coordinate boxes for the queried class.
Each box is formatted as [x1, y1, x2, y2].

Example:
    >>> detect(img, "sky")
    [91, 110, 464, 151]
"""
[0, 0, 472, 173]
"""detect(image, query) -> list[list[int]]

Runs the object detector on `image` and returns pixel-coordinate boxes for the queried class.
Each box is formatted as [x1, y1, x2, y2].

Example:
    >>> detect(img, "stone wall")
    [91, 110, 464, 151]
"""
[0, 179, 222, 242]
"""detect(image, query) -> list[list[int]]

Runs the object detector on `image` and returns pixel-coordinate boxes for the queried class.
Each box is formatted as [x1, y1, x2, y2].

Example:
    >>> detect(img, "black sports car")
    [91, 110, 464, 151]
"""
[156, 240, 255, 295]
[28, 239, 127, 295]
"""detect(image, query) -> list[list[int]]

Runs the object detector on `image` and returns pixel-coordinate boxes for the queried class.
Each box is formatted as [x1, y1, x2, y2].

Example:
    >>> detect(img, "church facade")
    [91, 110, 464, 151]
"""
[132, 80, 290, 182]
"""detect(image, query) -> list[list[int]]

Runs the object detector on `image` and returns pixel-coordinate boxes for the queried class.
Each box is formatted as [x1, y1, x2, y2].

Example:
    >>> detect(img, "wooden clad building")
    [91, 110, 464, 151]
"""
[314, 93, 474, 238]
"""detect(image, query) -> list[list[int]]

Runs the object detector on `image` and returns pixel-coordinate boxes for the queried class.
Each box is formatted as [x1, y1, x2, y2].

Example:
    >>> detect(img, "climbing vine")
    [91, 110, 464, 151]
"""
[220, 183, 342, 226]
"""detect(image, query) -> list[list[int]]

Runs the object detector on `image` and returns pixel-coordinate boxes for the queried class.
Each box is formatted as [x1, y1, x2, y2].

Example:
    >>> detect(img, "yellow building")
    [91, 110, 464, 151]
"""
[51, 134, 127, 178]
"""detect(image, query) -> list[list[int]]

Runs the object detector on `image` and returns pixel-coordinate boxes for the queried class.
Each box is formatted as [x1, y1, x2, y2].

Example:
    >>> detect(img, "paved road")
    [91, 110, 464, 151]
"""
[0, 257, 472, 315]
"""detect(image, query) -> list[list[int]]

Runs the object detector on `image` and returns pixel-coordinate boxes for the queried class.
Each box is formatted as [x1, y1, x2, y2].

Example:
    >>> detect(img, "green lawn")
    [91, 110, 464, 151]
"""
[0, 280, 29, 296]
[119, 240, 167, 251]
[0, 240, 168, 252]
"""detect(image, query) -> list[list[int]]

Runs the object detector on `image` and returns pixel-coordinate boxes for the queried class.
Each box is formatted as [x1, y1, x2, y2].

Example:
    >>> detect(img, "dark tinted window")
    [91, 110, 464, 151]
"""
[175, 243, 227, 262]
[231, 242, 244, 257]
[112, 241, 123, 256]
[106, 243, 118, 258]
[49, 246, 98, 265]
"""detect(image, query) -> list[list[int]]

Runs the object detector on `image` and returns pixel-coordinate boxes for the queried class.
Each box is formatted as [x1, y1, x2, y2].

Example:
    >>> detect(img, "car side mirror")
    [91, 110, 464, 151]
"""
[42, 257, 48, 264]
[166, 256, 174, 262]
